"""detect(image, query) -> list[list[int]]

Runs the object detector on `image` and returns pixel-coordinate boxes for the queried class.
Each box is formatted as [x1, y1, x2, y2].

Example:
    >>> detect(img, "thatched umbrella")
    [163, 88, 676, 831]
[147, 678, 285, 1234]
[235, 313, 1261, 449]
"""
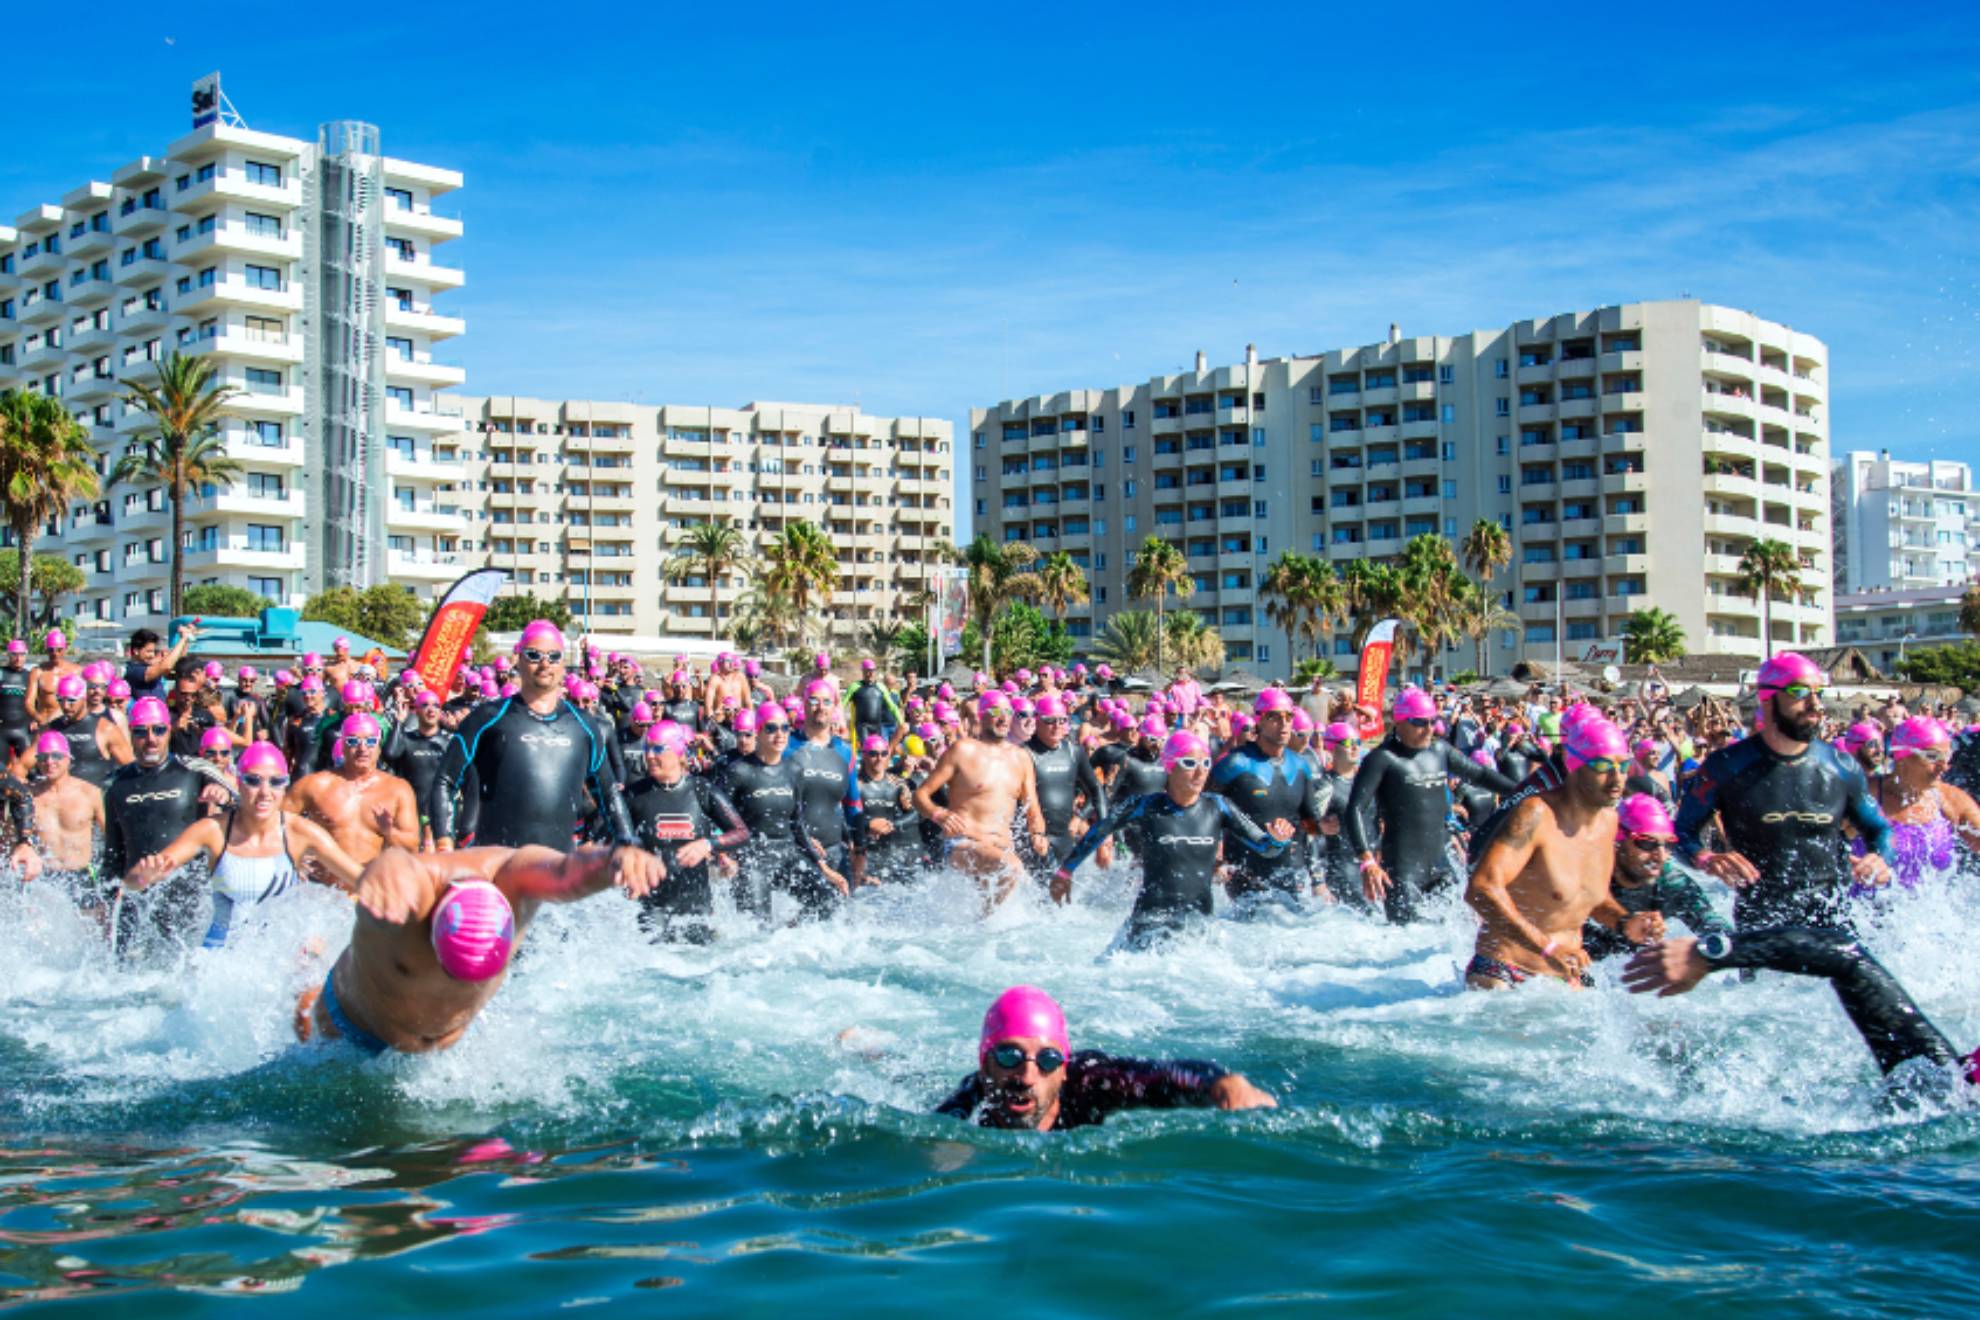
[1671, 685, 1712, 710]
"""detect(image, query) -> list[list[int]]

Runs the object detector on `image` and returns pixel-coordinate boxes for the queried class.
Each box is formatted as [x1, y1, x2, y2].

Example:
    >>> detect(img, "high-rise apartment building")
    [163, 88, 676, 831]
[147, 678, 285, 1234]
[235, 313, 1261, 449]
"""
[450, 396, 954, 639]
[970, 300, 1831, 670]
[1831, 451, 1977, 593]
[0, 80, 467, 628]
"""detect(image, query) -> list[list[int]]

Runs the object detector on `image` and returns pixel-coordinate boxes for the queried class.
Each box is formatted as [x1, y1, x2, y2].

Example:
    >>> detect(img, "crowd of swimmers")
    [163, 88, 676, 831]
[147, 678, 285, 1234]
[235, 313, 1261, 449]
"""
[3, 619, 1979, 1130]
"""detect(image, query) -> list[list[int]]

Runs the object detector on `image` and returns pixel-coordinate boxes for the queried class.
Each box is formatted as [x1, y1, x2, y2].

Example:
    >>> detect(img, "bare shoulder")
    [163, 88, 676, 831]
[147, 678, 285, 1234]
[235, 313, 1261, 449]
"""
[1499, 794, 1555, 848]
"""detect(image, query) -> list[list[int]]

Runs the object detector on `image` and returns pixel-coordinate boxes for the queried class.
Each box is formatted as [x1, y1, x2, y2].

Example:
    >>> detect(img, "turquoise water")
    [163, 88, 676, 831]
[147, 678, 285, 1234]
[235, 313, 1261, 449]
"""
[4, 865, 1980, 1315]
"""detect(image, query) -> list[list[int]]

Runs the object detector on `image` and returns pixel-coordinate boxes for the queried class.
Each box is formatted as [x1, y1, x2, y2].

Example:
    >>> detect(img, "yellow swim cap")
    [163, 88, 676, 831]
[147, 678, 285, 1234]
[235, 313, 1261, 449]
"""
[904, 734, 926, 757]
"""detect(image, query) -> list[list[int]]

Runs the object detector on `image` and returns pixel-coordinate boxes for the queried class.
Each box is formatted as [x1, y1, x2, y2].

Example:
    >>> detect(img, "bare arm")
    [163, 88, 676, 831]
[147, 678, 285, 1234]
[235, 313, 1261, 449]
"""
[99, 720, 134, 766]
[910, 743, 962, 820]
[493, 842, 660, 905]
[382, 779, 421, 852]
[1462, 798, 1560, 961]
[126, 817, 223, 889]
[285, 814, 365, 890]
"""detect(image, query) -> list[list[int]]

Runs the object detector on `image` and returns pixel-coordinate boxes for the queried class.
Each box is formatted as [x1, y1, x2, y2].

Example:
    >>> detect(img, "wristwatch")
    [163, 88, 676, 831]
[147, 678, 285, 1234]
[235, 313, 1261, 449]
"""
[1697, 932, 1734, 964]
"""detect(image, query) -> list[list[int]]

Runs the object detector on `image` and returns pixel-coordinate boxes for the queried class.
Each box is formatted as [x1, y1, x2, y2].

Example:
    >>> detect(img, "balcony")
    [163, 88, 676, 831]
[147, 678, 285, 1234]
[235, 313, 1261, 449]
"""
[387, 549, 463, 581]
[383, 199, 464, 241]
[19, 246, 65, 279]
[181, 539, 307, 572]
[19, 293, 64, 326]
[384, 250, 465, 291]
[1600, 430, 1647, 456]
[384, 399, 467, 433]
[386, 450, 466, 482]
[175, 223, 302, 264]
[185, 488, 307, 520]
[174, 170, 303, 217]
[1603, 513, 1650, 535]
[118, 302, 173, 335]
[229, 384, 306, 417]
[386, 502, 464, 532]
[1603, 553, 1652, 576]
[184, 328, 304, 367]
[113, 198, 171, 236]
[67, 273, 115, 308]
[384, 301, 465, 340]
[1517, 521, 1559, 545]
[173, 273, 302, 315]
[113, 254, 179, 287]
[67, 224, 114, 257]
[384, 349, 467, 387]
[1600, 471, 1648, 497]
[19, 338, 67, 369]
[225, 433, 304, 467]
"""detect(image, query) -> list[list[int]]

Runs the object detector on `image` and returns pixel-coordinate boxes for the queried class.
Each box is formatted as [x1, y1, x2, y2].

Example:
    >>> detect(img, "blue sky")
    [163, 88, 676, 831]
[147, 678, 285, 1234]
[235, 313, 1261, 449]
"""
[8, 3, 1978, 486]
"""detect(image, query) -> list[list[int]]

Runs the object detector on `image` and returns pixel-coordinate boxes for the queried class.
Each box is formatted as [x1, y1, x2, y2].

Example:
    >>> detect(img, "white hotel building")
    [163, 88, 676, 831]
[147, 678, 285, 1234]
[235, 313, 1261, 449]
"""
[0, 86, 468, 628]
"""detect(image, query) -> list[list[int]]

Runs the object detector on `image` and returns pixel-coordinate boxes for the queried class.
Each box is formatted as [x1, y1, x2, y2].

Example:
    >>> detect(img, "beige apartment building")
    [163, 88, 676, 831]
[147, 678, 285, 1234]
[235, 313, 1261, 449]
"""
[449, 396, 954, 639]
[0, 83, 467, 627]
[970, 299, 1831, 671]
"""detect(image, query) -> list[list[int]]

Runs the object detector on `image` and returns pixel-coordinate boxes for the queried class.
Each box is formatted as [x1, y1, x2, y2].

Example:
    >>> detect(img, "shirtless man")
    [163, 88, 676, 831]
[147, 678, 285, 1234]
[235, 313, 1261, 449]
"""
[703, 651, 753, 724]
[284, 711, 420, 865]
[27, 731, 103, 900]
[322, 636, 357, 694]
[1463, 716, 1661, 989]
[912, 689, 1047, 907]
[294, 842, 662, 1055]
[26, 630, 82, 725]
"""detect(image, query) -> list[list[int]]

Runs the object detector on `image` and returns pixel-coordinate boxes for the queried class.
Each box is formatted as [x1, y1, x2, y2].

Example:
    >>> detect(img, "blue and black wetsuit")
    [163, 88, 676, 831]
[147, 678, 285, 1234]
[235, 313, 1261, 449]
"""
[785, 733, 865, 916]
[430, 695, 635, 850]
[713, 752, 824, 921]
[626, 770, 749, 943]
[1346, 735, 1515, 924]
[936, 1050, 1230, 1128]
[1697, 926, 1970, 1080]
[1208, 744, 1325, 904]
[1675, 737, 1892, 930]
[1058, 790, 1288, 950]
[1026, 736, 1107, 871]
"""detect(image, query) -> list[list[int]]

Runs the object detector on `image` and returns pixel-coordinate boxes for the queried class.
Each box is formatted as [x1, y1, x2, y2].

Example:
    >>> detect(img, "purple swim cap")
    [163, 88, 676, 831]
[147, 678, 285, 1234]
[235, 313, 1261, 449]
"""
[430, 879, 516, 983]
[979, 985, 1069, 1064]
[56, 674, 85, 702]
[1254, 688, 1297, 715]
[1616, 792, 1677, 839]
[1563, 717, 1630, 772]
[1890, 717, 1950, 760]
[414, 690, 439, 708]
[35, 730, 70, 758]
[199, 727, 232, 755]
[1162, 729, 1211, 770]
[1392, 688, 1437, 722]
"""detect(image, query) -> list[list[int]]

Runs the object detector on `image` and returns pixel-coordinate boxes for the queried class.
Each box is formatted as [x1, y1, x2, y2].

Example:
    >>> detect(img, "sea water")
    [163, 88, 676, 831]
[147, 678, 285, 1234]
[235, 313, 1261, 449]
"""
[3, 857, 1979, 1315]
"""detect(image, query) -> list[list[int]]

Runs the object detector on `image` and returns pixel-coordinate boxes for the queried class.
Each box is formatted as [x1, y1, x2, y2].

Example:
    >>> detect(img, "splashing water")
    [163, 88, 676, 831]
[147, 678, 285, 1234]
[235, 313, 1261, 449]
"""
[4, 853, 1980, 1312]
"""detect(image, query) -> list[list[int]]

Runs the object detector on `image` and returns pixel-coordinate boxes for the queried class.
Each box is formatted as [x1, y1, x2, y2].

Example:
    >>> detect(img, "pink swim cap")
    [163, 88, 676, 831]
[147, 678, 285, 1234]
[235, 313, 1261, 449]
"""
[340, 712, 381, 740]
[782, 695, 804, 716]
[343, 679, 376, 708]
[430, 878, 516, 983]
[238, 741, 289, 777]
[1290, 709, 1315, 733]
[1254, 688, 1297, 715]
[108, 679, 131, 700]
[1392, 688, 1437, 722]
[129, 695, 169, 727]
[302, 675, 326, 694]
[500, 681, 521, 697]
[1096, 665, 1114, 679]
[199, 727, 232, 755]
[1563, 717, 1630, 772]
[1111, 710, 1136, 731]
[1322, 721, 1358, 746]
[915, 720, 940, 740]
[1011, 697, 1034, 717]
[1616, 792, 1677, 839]
[732, 709, 759, 734]
[303, 651, 322, 667]
[1560, 703, 1600, 736]
[5, 640, 26, 656]
[645, 720, 691, 754]
[1001, 680, 1019, 697]
[1756, 651, 1823, 694]
[934, 702, 957, 722]
[202, 660, 224, 681]
[803, 678, 836, 701]
[56, 674, 85, 701]
[755, 701, 789, 728]
[1890, 717, 1951, 760]
[814, 652, 831, 671]
[515, 620, 567, 654]
[1034, 694, 1066, 719]
[1633, 739, 1660, 763]
[745, 659, 761, 677]
[333, 635, 351, 652]
[1162, 729, 1211, 770]
[415, 690, 439, 708]
[860, 734, 888, 754]
[43, 629, 66, 650]
[1137, 715, 1167, 739]
[979, 985, 1069, 1064]
[977, 691, 1010, 716]
[238, 666, 258, 682]
[1230, 713, 1256, 735]
[861, 658, 876, 672]
[479, 680, 501, 699]
[1471, 748, 1495, 767]
[670, 670, 689, 686]
[1839, 721, 1883, 754]
[35, 730, 70, 758]
[631, 702, 654, 723]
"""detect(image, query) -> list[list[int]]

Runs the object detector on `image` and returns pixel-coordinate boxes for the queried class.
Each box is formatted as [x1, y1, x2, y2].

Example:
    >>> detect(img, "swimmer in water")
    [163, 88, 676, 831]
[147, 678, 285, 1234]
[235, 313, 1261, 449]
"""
[25, 731, 104, 906]
[1857, 717, 1980, 895]
[1582, 793, 1728, 961]
[911, 690, 1047, 908]
[936, 985, 1276, 1130]
[1464, 717, 1662, 989]
[294, 842, 663, 1054]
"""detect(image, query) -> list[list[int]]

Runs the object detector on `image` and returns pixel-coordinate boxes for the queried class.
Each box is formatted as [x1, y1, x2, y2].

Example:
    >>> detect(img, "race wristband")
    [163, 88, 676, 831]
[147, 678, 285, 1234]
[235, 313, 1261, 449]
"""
[1541, 939, 1560, 959]
[1358, 859, 1380, 871]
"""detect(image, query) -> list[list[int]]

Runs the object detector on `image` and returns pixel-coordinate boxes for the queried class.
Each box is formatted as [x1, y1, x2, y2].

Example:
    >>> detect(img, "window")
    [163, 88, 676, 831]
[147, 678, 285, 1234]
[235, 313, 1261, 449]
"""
[1439, 404, 1456, 424]
[1125, 515, 1137, 532]
[245, 160, 283, 187]
[247, 473, 285, 497]
[1438, 365, 1455, 385]
[387, 386, 414, 408]
[1124, 479, 1137, 497]
[246, 524, 284, 552]
[244, 367, 283, 394]
[244, 212, 283, 239]
[1495, 398, 1510, 416]
[1497, 475, 1512, 494]
[1092, 415, 1105, 434]
[252, 420, 283, 446]
[1442, 480, 1457, 499]
[973, 432, 985, 450]
[245, 264, 282, 291]
[386, 186, 414, 209]
[1494, 359, 1509, 379]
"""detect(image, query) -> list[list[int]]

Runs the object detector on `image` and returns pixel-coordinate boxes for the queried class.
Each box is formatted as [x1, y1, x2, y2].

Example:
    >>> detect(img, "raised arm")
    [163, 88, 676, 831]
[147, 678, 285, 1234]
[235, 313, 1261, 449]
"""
[126, 817, 223, 890]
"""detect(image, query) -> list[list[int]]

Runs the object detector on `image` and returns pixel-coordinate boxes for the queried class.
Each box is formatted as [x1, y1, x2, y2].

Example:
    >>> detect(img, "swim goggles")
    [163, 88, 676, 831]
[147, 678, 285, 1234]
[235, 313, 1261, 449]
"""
[520, 648, 564, 664]
[989, 1044, 1066, 1074]
[240, 774, 291, 790]
[1574, 756, 1629, 775]
[1168, 756, 1211, 771]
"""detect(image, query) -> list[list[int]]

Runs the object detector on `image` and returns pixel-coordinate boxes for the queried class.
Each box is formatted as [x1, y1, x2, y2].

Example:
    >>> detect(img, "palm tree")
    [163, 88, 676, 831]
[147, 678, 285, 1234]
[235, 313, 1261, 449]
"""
[666, 520, 752, 640]
[1460, 518, 1512, 584]
[1398, 535, 1465, 677]
[1163, 611, 1225, 670]
[1261, 552, 1343, 662]
[732, 582, 801, 653]
[1126, 536, 1192, 670]
[860, 616, 906, 657]
[959, 534, 1042, 672]
[108, 353, 242, 621]
[1452, 581, 1522, 677]
[1960, 577, 1980, 639]
[1090, 609, 1163, 671]
[1036, 550, 1089, 623]
[1735, 538, 1802, 659]
[1622, 607, 1687, 664]
[759, 520, 839, 646]
[0, 390, 100, 636]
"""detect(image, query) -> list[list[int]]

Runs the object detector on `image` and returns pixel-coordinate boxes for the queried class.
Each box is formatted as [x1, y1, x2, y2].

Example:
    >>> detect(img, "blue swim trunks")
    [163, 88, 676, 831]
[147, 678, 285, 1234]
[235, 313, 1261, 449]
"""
[319, 970, 390, 1056]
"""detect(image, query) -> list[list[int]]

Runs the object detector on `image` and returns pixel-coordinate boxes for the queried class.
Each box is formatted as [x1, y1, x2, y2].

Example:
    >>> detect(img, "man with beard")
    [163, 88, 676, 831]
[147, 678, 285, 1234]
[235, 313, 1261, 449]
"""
[1209, 689, 1326, 913]
[44, 673, 133, 790]
[1022, 693, 1107, 901]
[1674, 653, 1893, 931]
[1463, 717, 1662, 989]
[936, 986, 1275, 1130]
[101, 696, 235, 953]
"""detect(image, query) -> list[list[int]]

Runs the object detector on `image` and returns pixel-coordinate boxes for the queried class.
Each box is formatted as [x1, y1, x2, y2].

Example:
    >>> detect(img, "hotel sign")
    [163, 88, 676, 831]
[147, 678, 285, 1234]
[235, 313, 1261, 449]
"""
[192, 73, 222, 128]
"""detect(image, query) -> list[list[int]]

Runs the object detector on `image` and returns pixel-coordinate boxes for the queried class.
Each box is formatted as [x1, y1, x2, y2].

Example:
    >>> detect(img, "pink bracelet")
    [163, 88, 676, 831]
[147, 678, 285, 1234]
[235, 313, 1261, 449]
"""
[1541, 939, 1560, 959]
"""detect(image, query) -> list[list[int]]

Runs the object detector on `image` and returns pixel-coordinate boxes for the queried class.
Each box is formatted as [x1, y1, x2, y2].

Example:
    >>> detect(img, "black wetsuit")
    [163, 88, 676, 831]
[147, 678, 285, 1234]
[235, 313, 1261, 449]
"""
[168, 703, 222, 761]
[0, 666, 33, 746]
[847, 681, 900, 745]
[857, 769, 918, 881]
[101, 754, 233, 953]
[712, 752, 825, 921]
[583, 707, 629, 796]
[1698, 926, 1970, 1080]
[1346, 735, 1515, 923]
[49, 712, 121, 789]
[1, 774, 36, 862]
[384, 726, 451, 830]
[1093, 743, 1167, 798]
[1497, 740, 1539, 786]
[1025, 735, 1107, 869]
[785, 734, 865, 916]
[662, 699, 702, 734]
[1317, 764, 1365, 908]
[1675, 736, 1892, 930]
[1208, 743, 1325, 904]
[626, 770, 749, 943]
[1946, 731, 1980, 798]
[1583, 861, 1729, 960]
[283, 709, 330, 778]
[1625, 769, 1674, 808]
[936, 1050, 1231, 1129]
[1059, 790, 1288, 950]
[431, 695, 635, 850]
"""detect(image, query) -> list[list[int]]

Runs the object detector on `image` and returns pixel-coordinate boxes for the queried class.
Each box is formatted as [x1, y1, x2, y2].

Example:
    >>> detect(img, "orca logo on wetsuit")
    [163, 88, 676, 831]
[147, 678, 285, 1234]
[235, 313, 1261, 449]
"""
[799, 767, 843, 781]
[124, 789, 185, 804]
[747, 786, 794, 800]
[520, 733, 574, 748]
[1760, 810, 1835, 825]
[1158, 835, 1218, 847]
